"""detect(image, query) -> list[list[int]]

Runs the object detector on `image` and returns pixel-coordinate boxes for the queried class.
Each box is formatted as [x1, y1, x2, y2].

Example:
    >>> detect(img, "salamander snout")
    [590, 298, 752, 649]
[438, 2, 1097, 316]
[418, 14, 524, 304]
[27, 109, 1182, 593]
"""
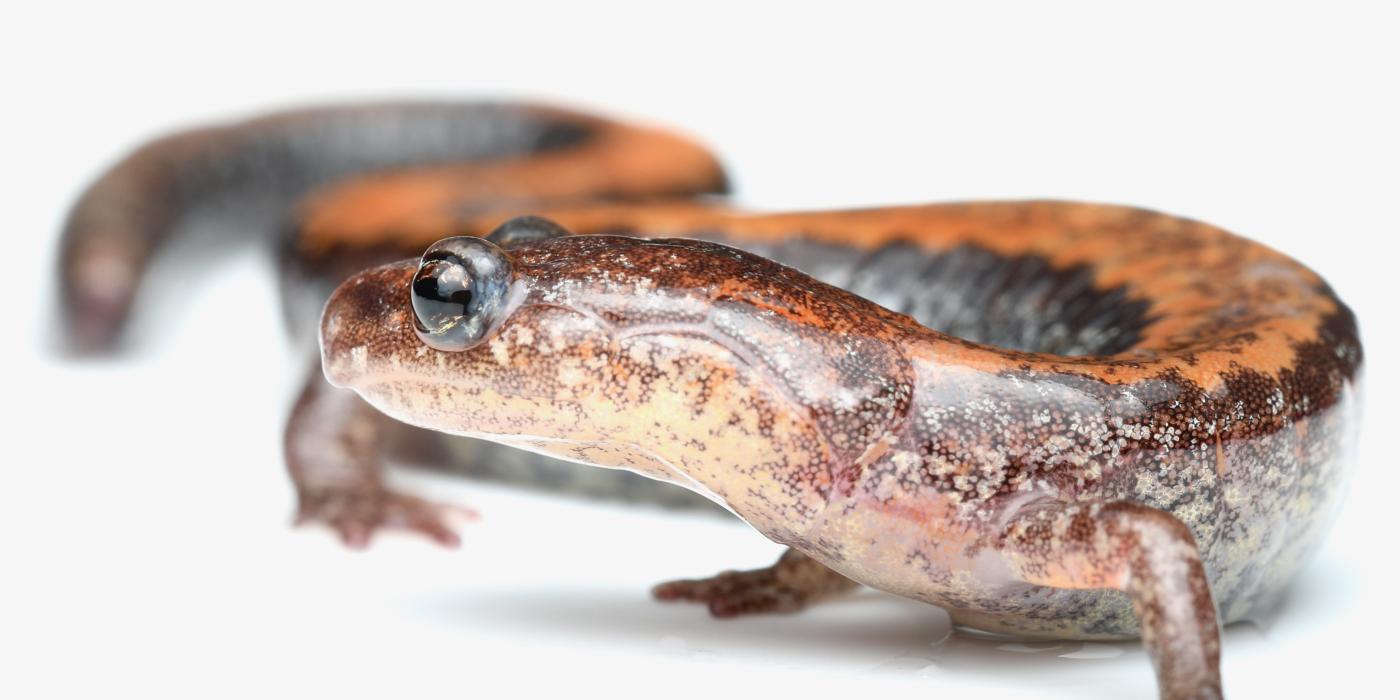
[319, 260, 420, 390]
[317, 226, 615, 438]
[321, 226, 534, 390]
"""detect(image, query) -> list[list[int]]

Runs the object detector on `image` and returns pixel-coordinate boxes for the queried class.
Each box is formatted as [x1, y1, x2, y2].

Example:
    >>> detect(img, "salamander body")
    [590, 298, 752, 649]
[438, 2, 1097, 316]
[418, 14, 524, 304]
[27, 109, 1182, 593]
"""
[59, 102, 1362, 700]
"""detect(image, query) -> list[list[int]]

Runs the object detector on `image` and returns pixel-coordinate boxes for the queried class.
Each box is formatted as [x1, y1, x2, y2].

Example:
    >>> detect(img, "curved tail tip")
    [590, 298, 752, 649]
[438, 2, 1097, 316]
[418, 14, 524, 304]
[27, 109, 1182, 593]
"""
[56, 256, 138, 356]
[57, 294, 131, 356]
[63, 307, 128, 356]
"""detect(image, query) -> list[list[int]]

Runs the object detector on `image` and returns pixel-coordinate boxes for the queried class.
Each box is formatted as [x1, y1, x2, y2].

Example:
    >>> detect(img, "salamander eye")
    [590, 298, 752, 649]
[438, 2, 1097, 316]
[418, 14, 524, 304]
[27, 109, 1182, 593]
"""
[410, 237, 514, 351]
[486, 215, 570, 248]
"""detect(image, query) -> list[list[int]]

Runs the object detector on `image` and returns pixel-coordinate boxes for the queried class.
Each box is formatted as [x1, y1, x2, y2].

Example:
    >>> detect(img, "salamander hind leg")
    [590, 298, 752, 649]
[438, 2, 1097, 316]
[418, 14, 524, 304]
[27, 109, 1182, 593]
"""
[286, 368, 475, 549]
[999, 500, 1223, 700]
[652, 549, 858, 618]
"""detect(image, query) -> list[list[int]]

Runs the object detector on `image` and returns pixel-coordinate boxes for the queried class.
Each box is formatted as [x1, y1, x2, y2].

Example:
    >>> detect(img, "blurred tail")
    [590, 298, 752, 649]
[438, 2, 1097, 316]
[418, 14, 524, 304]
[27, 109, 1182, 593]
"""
[55, 101, 727, 352]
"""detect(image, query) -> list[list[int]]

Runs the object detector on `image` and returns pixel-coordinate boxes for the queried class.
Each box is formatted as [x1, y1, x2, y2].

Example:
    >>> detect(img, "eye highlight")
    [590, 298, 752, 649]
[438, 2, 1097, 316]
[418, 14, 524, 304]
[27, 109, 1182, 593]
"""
[410, 237, 514, 351]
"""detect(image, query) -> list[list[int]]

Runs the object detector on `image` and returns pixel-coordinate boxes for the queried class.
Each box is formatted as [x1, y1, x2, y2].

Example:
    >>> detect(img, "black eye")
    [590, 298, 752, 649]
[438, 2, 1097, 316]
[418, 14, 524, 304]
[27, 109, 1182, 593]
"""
[486, 215, 570, 248]
[410, 237, 514, 351]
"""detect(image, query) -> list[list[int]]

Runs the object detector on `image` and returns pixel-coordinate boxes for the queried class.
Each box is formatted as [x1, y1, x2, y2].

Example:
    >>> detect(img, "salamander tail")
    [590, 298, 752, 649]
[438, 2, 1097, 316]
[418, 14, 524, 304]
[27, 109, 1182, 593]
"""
[53, 101, 727, 353]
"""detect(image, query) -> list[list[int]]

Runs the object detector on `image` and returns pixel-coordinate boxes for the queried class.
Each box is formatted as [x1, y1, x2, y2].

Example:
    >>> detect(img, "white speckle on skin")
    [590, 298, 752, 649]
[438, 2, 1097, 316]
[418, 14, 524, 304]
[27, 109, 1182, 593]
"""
[490, 336, 511, 366]
[627, 339, 654, 366]
[891, 450, 920, 471]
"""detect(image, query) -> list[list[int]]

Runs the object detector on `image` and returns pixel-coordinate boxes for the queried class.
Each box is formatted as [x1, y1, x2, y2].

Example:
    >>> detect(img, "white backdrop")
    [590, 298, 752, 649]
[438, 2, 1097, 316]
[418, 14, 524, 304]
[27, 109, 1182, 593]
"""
[4, 2, 1397, 698]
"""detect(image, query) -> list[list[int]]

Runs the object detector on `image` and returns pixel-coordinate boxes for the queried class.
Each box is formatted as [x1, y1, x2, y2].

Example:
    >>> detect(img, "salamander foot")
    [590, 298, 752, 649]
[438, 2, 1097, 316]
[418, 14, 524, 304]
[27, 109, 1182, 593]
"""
[295, 487, 475, 549]
[652, 549, 858, 618]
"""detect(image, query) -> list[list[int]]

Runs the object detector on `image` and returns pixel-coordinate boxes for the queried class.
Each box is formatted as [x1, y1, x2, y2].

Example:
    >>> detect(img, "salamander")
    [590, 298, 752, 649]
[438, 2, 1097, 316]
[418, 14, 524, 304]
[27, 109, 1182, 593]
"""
[58, 101, 1363, 700]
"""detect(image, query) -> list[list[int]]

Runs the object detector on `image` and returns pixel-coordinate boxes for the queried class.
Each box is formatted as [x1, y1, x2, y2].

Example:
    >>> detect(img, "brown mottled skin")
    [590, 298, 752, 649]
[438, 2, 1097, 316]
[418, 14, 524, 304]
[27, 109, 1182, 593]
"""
[57, 102, 1362, 700]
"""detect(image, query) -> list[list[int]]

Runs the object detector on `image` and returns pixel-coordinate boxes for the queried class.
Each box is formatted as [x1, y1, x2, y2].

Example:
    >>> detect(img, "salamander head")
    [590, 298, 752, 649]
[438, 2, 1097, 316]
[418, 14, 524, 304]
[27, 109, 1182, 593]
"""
[320, 217, 830, 446]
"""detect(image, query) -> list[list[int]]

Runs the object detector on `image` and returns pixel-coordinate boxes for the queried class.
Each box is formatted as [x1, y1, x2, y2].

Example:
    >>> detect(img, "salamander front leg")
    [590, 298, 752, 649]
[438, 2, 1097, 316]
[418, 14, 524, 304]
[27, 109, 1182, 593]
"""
[286, 369, 474, 548]
[652, 549, 858, 618]
[999, 500, 1223, 700]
